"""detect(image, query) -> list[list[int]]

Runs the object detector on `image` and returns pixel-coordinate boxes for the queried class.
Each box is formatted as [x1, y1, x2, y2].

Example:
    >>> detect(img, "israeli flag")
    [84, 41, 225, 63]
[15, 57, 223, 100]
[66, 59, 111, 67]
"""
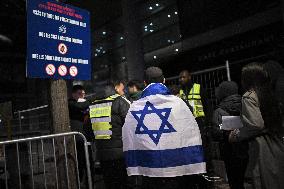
[122, 83, 206, 177]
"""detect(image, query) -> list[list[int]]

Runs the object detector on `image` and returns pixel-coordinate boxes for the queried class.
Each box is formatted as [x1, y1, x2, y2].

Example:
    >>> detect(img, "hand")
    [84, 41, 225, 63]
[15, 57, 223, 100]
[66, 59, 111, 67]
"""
[77, 98, 86, 102]
[228, 129, 239, 143]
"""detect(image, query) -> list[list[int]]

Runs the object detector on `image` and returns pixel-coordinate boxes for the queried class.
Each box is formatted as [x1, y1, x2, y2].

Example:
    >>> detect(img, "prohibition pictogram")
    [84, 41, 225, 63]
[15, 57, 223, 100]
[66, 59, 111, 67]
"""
[45, 64, 56, 76]
[58, 43, 68, 55]
[58, 65, 68, 76]
[69, 66, 78, 77]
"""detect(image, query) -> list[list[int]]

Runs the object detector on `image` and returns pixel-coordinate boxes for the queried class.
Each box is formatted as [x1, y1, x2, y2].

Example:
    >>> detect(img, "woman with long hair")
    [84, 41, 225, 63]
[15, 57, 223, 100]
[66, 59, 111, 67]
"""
[229, 62, 284, 189]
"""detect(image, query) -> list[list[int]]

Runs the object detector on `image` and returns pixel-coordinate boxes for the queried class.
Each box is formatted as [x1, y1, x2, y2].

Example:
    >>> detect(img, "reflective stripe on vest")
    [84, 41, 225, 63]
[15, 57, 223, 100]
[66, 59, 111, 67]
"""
[179, 83, 205, 118]
[89, 94, 119, 139]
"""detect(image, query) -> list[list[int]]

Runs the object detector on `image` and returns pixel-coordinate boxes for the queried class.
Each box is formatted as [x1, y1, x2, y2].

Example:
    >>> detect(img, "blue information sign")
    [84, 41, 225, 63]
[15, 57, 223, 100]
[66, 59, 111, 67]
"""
[27, 0, 91, 80]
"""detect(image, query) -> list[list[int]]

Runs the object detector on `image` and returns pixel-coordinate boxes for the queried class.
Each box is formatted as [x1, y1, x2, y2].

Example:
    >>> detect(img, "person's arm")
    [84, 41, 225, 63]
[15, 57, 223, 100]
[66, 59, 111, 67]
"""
[68, 99, 90, 111]
[200, 86, 212, 124]
[231, 92, 264, 142]
[111, 97, 130, 126]
[211, 109, 224, 141]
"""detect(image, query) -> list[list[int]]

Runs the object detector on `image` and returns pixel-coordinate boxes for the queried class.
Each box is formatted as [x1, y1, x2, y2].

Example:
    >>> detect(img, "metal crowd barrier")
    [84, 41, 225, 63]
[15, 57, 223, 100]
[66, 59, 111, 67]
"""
[0, 132, 92, 189]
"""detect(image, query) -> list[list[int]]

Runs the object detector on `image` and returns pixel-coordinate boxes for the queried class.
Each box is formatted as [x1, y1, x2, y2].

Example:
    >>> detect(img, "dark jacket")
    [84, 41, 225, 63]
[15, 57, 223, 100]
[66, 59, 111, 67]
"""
[95, 86, 130, 161]
[276, 73, 284, 117]
[68, 98, 93, 141]
[212, 94, 248, 159]
[68, 99, 90, 122]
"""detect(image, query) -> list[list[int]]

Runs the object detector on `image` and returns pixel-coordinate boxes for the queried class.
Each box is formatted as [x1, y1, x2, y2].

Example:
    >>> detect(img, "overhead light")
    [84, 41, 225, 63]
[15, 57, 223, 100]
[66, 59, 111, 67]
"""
[144, 28, 148, 32]
[120, 36, 124, 40]
[156, 3, 159, 7]
[103, 51, 106, 54]
[175, 48, 179, 52]
[144, 25, 148, 28]
[95, 53, 98, 57]
[102, 31, 106, 35]
[167, 39, 171, 43]
[175, 11, 178, 15]
[149, 6, 153, 10]
[150, 29, 154, 32]
[100, 46, 103, 49]
[168, 14, 171, 18]
[171, 40, 175, 43]
[122, 56, 126, 60]
[153, 56, 157, 59]
[150, 22, 153, 26]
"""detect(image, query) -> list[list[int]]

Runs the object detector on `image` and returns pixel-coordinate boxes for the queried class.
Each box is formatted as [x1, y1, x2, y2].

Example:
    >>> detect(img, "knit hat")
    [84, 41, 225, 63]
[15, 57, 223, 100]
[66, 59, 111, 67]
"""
[215, 81, 238, 100]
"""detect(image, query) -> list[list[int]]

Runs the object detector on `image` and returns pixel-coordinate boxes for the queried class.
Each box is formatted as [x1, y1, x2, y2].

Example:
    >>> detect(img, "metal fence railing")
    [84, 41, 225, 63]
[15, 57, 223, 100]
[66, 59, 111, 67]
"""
[13, 105, 51, 135]
[0, 132, 92, 189]
[0, 105, 51, 141]
[166, 62, 230, 111]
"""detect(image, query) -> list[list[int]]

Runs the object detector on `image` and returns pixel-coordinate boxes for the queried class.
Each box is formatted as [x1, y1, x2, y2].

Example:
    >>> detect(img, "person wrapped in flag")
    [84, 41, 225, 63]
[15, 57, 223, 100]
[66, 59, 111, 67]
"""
[122, 67, 206, 189]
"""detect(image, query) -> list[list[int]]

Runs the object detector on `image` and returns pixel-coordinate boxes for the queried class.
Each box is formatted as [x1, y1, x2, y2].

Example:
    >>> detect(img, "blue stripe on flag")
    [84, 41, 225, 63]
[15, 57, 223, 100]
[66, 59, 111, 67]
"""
[124, 145, 204, 168]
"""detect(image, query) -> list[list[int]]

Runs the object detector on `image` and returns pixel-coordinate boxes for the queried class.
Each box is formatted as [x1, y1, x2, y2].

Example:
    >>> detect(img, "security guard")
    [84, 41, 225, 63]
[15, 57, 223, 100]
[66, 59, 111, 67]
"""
[179, 70, 216, 188]
[89, 83, 131, 189]
[179, 82, 205, 118]
[90, 94, 120, 140]
[179, 70, 209, 122]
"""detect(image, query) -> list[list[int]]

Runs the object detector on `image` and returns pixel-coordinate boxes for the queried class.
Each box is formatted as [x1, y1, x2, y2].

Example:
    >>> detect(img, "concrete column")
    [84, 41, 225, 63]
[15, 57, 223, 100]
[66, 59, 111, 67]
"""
[122, 0, 145, 81]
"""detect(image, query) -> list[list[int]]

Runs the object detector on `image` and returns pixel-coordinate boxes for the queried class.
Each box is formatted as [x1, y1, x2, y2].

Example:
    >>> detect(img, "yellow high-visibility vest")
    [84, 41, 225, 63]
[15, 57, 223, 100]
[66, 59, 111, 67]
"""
[89, 94, 119, 139]
[179, 83, 205, 118]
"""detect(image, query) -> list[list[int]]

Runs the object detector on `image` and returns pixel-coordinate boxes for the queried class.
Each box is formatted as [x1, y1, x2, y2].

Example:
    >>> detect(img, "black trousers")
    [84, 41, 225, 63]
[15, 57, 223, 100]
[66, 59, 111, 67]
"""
[196, 117, 214, 174]
[76, 141, 94, 186]
[141, 177, 181, 189]
[100, 159, 140, 189]
[180, 175, 212, 189]
[224, 157, 248, 189]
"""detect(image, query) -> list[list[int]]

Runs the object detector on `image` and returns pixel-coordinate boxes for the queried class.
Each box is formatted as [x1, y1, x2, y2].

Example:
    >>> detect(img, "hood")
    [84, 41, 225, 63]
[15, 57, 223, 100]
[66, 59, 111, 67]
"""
[129, 91, 142, 100]
[141, 83, 170, 98]
[218, 94, 241, 116]
[215, 81, 238, 101]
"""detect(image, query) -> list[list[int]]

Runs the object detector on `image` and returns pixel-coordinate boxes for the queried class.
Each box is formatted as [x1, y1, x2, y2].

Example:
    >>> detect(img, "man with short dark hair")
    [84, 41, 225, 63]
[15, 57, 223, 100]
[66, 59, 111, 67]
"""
[113, 80, 126, 96]
[68, 85, 94, 187]
[123, 67, 206, 189]
[89, 82, 132, 189]
[127, 80, 144, 102]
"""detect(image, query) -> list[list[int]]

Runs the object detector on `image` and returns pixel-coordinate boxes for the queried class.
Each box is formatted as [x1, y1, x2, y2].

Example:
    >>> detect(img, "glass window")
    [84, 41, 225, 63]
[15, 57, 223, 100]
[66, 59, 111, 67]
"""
[93, 47, 125, 70]
[142, 5, 179, 36]
[143, 24, 180, 52]
[138, 0, 176, 19]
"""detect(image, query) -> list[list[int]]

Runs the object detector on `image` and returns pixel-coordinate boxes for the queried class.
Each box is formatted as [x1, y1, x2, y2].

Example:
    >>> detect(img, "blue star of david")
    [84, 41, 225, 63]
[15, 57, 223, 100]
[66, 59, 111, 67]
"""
[131, 101, 176, 145]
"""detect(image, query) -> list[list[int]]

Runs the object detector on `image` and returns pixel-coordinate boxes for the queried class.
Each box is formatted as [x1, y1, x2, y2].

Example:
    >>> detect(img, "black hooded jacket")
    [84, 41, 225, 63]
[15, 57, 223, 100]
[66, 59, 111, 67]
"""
[94, 85, 130, 161]
[212, 94, 248, 159]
